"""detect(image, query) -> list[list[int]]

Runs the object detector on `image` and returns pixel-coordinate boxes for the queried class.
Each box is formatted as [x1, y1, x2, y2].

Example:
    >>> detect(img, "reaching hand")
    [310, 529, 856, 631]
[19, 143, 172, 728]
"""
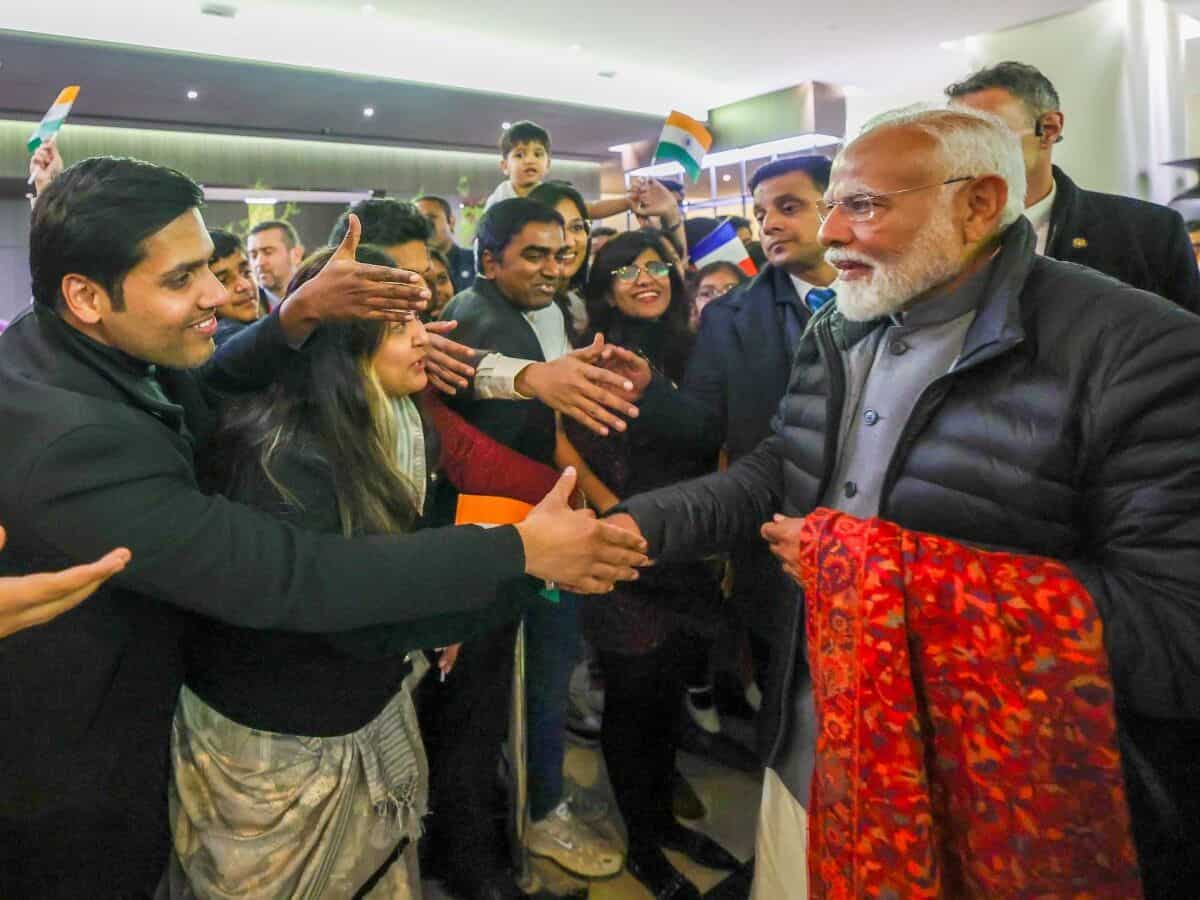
[29, 139, 64, 196]
[631, 178, 681, 221]
[761, 514, 806, 586]
[593, 340, 652, 404]
[277, 214, 432, 344]
[516, 468, 650, 594]
[0, 525, 131, 640]
[516, 334, 642, 436]
[424, 320, 486, 395]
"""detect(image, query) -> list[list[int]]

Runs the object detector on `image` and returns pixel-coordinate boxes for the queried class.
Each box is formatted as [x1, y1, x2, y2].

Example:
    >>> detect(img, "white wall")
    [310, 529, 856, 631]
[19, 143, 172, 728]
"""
[844, 0, 1193, 202]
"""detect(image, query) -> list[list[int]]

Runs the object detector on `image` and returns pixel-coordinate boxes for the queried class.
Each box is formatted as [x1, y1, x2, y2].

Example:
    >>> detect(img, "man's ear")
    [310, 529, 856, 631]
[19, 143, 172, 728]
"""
[1038, 111, 1064, 148]
[479, 249, 497, 279]
[961, 174, 1008, 245]
[60, 274, 109, 324]
[290, 245, 305, 267]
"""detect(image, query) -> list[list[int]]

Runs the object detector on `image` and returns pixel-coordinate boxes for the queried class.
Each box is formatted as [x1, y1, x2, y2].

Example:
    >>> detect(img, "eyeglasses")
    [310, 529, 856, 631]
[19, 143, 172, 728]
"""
[817, 176, 975, 224]
[613, 261, 673, 282]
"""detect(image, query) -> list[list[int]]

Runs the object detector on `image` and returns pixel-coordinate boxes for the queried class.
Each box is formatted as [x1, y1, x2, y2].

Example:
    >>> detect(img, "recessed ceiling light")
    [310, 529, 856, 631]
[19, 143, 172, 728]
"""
[721, 173, 732, 182]
[186, 89, 199, 100]
[501, 121, 512, 129]
[362, 3, 376, 14]
[568, 44, 582, 54]
[363, 106, 375, 117]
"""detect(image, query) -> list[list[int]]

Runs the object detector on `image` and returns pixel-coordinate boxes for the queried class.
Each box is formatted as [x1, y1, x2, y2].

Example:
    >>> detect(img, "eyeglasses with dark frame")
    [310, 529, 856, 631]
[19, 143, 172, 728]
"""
[817, 176, 976, 224]
[613, 260, 673, 282]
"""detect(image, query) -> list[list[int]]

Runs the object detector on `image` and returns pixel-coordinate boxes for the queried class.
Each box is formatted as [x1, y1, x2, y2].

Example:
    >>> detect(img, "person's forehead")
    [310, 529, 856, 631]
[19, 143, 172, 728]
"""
[248, 228, 287, 248]
[754, 169, 820, 202]
[831, 126, 941, 194]
[211, 249, 247, 271]
[137, 208, 211, 270]
[416, 199, 445, 217]
[952, 88, 1028, 129]
[513, 221, 565, 246]
[509, 141, 546, 155]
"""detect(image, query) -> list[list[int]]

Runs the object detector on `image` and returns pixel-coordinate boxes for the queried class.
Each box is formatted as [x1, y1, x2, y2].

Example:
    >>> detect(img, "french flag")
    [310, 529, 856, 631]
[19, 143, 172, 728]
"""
[690, 219, 757, 276]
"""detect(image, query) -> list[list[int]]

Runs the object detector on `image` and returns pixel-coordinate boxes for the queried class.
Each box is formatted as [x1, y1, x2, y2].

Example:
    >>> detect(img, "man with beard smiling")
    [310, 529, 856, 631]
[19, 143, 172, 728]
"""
[605, 106, 1200, 898]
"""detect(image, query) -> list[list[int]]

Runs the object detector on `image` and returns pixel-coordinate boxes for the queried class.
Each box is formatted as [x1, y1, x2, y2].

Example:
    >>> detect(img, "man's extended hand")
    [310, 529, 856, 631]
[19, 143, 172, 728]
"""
[594, 341, 652, 404]
[29, 139, 64, 196]
[0, 525, 131, 640]
[761, 514, 806, 586]
[516, 468, 649, 594]
[425, 320, 485, 395]
[516, 334, 642, 436]
[278, 214, 432, 344]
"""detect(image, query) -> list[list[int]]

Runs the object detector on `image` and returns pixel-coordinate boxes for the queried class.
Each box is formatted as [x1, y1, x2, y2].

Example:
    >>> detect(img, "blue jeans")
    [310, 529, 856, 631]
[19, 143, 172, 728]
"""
[524, 591, 581, 821]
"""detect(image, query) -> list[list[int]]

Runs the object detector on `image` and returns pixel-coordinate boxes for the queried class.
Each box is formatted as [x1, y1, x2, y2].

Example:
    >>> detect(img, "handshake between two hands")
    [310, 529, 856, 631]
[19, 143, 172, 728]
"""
[515, 469, 809, 596]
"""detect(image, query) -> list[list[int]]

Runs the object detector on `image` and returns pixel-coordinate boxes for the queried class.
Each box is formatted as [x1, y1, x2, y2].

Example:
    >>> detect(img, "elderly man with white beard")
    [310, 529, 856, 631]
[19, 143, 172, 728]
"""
[606, 104, 1200, 898]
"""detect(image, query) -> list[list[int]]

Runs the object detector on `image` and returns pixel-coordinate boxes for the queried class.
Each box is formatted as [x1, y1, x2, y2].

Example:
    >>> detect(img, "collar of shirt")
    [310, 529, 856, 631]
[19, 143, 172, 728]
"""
[895, 257, 995, 329]
[786, 272, 830, 303]
[1024, 180, 1057, 255]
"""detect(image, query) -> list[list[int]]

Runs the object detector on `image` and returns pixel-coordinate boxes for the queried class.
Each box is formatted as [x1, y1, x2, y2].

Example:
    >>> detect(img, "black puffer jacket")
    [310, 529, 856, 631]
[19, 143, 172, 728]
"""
[622, 217, 1200, 896]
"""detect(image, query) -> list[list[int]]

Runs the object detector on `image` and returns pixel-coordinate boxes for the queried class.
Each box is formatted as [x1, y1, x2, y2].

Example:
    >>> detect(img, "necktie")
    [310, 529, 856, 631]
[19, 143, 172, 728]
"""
[805, 287, 836, 313]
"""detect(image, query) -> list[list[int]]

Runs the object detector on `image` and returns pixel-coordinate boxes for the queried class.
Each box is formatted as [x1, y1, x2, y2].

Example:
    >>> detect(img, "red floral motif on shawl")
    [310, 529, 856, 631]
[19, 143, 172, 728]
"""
[798, 508, 1141, 899]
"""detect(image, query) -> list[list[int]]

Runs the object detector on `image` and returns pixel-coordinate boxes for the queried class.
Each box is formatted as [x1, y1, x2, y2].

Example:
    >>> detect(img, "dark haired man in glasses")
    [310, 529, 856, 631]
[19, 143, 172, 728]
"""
[947, 60, 1199, 312]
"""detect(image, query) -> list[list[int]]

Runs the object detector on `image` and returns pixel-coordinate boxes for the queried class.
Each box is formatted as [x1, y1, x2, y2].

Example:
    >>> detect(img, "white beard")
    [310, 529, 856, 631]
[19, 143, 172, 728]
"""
[827, 210, 963, 322]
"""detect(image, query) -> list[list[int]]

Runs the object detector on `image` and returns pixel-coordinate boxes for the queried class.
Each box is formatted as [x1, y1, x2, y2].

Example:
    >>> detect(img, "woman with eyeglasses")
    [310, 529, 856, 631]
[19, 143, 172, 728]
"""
[690, 260, 750, 330]
[170, 244, 568, 899]
[560, 230, 737, 899]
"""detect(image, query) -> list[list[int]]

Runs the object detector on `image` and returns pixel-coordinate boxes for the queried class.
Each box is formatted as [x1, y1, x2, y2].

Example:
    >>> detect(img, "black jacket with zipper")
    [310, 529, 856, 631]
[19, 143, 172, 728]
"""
[621, 217, 1200, 896]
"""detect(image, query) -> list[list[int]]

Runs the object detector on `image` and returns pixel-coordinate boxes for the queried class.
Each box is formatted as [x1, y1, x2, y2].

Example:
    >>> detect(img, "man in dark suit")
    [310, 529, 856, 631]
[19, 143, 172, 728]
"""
[427, 199, 623, 899]
[947, 60, 1200, 313]
[633, 156, 837, 730]
[0, 158, 646, 899]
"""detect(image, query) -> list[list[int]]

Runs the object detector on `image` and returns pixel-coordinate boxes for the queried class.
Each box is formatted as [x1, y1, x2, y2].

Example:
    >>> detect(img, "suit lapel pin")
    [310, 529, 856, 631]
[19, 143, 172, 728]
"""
[1072, 237, 1088, 249]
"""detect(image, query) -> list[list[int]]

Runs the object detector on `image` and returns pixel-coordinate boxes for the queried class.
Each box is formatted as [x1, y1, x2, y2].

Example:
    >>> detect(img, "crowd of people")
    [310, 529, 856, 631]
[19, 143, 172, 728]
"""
[1, 59, 1198, 900]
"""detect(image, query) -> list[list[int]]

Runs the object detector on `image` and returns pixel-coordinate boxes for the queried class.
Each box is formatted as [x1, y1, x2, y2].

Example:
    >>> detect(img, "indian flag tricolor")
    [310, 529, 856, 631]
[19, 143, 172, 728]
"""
[653, 110, 713, 182]
[455, 494, 560, 603]
[691, 219, 757, 277]
[27, 85, 80, 153]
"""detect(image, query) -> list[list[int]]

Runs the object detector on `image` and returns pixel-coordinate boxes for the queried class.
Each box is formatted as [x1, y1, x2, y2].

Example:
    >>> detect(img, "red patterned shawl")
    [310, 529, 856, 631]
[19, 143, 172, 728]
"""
[798, 508, 1141, 899]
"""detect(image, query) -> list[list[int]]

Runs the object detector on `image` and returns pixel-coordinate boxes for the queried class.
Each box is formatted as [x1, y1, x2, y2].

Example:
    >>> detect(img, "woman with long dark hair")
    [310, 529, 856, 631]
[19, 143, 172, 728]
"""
[170, 244, 566, 899]
[561, 231, 738, 899]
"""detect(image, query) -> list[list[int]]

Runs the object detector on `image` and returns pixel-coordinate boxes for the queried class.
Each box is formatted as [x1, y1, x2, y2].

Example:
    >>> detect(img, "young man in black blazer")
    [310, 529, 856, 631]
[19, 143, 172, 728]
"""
[0, 158, 647, 899]
[947, 60, 1200, 313]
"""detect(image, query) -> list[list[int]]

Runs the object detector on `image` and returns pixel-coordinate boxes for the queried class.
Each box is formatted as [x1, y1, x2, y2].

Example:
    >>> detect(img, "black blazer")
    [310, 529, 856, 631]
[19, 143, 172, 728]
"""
[1047, 165, 1200, 313]
[441, 277, 557, 467]
[636, 263, 806, 641]
[0, 306, 525, 898]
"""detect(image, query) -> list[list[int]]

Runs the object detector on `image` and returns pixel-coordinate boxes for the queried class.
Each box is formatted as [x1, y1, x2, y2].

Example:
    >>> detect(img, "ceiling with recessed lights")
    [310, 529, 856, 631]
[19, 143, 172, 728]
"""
[3, 0, 1097, 118]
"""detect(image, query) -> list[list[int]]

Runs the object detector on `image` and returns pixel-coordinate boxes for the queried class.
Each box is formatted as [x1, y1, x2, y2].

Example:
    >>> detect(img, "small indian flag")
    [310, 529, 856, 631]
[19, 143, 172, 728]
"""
[455, 494, 560, 603]
[654, 110, 713, 182]
[691, 219, 757, 277]
[27, 85, 80, 153]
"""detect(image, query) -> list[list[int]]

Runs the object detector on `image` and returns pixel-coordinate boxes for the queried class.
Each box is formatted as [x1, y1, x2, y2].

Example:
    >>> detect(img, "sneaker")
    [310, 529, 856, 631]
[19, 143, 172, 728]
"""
[564, 779, 610, 825]
[525, 801, 624, 879]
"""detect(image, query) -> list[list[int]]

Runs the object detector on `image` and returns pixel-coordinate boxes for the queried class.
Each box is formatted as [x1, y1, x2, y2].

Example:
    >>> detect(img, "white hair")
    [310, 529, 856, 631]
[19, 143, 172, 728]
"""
[849, 103, 1027, 229]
